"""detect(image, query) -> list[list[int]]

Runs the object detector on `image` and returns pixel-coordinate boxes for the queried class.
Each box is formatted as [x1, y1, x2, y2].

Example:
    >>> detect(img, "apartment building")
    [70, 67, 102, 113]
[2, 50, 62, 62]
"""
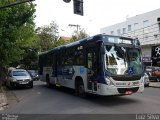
[101, 8, 160, 66]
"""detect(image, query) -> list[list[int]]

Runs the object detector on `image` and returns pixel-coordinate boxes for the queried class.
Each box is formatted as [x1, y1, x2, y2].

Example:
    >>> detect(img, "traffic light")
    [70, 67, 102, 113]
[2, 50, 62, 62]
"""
[73, 0, 83, 16]
[63, 0, 71, 3]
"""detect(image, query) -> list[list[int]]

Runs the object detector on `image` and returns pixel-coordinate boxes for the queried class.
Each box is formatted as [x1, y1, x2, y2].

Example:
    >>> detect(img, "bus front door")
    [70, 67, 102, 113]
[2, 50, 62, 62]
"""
[87, 50, 98, 93]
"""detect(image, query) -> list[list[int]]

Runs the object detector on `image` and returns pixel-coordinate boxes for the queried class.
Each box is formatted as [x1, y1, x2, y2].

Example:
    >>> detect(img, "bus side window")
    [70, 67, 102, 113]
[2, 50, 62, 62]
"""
[75, 49, 84, 65]
[87, 49, 99, 75]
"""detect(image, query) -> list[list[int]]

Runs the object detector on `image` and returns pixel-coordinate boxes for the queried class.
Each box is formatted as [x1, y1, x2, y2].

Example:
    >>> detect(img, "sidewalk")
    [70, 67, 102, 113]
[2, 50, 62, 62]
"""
[0, 87, 8, 111]
[149, 81, 160, 88]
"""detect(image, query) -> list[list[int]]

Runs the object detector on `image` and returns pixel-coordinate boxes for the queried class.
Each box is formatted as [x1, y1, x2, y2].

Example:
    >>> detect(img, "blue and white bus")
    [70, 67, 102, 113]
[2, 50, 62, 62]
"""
[38, 34, 144, 97]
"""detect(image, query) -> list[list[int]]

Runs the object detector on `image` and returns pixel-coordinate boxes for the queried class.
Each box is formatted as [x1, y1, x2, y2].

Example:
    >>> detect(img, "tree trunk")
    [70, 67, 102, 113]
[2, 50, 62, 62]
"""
[0, 66, 7, 88]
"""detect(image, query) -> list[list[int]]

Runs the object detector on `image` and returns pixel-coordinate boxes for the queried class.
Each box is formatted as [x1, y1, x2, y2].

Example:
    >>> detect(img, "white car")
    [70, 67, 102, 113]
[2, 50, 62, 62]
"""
[143, 72, 150, 87]
[6, 69, 33, 89]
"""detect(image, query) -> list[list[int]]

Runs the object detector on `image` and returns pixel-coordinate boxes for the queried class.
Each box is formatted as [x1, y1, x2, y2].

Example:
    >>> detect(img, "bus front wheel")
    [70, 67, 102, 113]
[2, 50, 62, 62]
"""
[46, 74, 51, 87]
[75, 80, 86, 98]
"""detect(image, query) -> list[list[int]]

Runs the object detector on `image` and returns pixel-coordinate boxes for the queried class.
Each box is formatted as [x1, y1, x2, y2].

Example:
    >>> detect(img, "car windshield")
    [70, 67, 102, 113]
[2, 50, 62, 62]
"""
[105, 45, 143, 75]
[13, 71, 28, 76]
[28, 70, 36, 76]
[146, 66, 160, 71]
[153, 67, 160, 70]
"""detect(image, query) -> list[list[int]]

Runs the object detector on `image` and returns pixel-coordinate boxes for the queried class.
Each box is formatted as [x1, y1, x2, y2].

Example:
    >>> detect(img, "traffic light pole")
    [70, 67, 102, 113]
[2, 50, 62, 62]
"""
[0, 0, 35, 10]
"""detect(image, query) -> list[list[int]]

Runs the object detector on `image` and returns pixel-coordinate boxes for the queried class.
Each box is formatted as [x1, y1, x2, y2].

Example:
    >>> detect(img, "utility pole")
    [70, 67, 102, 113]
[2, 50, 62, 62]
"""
[0, 0, 35, 10]
[68, 24, 81, 41]
[68, 24, 80, 34]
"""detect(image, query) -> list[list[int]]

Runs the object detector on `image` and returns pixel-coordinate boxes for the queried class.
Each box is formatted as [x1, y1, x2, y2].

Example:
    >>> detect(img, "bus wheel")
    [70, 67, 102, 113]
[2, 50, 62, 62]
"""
[76, 81, 86, 98]
[46, 75, 51, 87]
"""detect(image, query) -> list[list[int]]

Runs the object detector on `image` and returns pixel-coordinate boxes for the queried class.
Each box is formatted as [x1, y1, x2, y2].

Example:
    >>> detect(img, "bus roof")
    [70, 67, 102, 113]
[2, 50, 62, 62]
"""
[39, 34, 139, 56]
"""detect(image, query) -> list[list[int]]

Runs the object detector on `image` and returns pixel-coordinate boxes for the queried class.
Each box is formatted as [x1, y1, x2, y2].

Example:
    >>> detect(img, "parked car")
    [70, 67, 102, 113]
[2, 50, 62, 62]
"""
[145, 66, 160, 81]
[143, 72, 150, 87]
[6, 69, 33, 89]
[27, 70, 39, 81]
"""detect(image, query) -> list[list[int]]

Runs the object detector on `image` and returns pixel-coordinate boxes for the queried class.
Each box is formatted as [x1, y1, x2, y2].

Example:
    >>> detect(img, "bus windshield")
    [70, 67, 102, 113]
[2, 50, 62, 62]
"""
[105, 45, 142, 75]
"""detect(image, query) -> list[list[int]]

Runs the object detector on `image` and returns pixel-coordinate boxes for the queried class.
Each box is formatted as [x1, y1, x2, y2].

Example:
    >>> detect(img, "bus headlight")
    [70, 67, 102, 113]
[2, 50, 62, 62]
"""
[105, 78, 114, 86]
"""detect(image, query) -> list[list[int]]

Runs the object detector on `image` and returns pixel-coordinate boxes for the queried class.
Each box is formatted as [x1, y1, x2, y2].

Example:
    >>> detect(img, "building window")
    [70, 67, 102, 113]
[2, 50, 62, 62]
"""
[143, 20, 149, 27]
[110, 31, 114, 35]
[128, 25, 131, 31]
[117, 29, 121, 35]
[122, 28, 126, 34]
[134, 23, 139, 30]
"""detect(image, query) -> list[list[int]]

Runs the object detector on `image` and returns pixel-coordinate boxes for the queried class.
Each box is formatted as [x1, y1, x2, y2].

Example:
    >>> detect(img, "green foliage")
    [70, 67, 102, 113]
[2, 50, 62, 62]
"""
[21, 48, 38, 69]
[72, 27, 89, 41]
[35, 22, 90, 53]
[53, 37, 66, 48]
[0, 0, 36, 66]
[35, 21, 59, 52]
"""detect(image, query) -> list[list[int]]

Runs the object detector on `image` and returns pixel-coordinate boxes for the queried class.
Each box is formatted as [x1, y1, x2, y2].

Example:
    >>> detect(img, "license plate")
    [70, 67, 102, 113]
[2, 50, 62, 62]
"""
[116, 82, 127, 86]
[19, 82, 28, 84]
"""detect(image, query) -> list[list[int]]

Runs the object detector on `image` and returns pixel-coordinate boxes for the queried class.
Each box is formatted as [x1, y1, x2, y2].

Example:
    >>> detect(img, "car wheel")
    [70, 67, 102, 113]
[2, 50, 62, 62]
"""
[29, 81, 33, 88]
[145, 83, 149, 87]
[157, 78, 160, 82]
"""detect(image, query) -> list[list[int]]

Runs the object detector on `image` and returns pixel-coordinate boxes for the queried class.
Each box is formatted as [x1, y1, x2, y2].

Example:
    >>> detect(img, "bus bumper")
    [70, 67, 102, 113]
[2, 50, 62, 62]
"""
[96, 83, 144, 96]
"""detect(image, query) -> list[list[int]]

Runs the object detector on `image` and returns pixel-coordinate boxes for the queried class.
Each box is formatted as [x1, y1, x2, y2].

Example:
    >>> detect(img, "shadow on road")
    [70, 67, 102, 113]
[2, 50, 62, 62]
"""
[42, 84, 139, 107]
[86, 95, 139, 106]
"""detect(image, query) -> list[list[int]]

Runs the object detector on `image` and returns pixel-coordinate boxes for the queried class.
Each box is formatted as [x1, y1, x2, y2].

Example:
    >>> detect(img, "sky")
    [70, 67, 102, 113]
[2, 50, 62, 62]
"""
[34, 0, 160, 37]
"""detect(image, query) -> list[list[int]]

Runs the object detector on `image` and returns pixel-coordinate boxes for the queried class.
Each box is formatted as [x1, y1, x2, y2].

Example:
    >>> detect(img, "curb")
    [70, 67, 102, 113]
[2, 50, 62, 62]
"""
[149, 86, 160, 88]
[0, 87, 8, 111]
[149, 82, 160, 88]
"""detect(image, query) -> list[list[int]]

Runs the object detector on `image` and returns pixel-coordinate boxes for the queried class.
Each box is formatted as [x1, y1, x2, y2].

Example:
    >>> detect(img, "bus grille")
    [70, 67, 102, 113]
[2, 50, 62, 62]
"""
[117, 87, 139, 94]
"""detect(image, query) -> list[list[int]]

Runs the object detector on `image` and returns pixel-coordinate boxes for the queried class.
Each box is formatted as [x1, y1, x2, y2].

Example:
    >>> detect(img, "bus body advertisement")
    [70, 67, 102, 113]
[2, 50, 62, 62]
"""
[38, 34, 144, 97]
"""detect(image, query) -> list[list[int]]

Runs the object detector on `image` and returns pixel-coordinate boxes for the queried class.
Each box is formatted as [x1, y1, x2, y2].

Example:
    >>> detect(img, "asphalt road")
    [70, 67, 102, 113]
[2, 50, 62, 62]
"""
[1, 81, 160, 114]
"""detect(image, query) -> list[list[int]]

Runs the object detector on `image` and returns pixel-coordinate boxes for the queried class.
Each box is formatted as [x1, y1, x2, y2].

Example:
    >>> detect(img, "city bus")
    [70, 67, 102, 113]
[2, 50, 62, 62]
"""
[38, 34, 144, 97]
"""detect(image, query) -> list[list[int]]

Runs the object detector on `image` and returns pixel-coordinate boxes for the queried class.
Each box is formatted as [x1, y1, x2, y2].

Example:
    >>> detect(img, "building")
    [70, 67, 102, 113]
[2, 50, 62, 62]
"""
[101, 8, 160, 66]
[58, 36, 72, 42]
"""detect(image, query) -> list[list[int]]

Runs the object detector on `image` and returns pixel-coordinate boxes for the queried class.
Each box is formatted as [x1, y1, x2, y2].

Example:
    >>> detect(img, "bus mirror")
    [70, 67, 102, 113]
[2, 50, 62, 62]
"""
[101, 46, 105, 54]
[142, 63, 146, 73]
[134, 39, 140, 46]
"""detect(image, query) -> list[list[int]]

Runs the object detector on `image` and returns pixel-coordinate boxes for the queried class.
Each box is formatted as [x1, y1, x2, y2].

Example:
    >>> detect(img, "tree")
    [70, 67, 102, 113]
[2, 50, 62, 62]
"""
[53, 37, 66, 48]
[35, 21, 59, 52]
[71, 26, 89, 41]
[20, 48, 38, 70]
[0, 0, 36, 86]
